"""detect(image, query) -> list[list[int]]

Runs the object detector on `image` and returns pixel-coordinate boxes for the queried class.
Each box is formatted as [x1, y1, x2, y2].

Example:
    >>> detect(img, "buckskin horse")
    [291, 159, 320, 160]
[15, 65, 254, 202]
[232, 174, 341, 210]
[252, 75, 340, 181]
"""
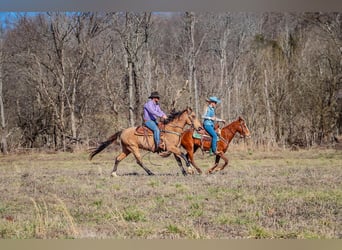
[177, 116, 251, 174]
[89, 107, 202, 176]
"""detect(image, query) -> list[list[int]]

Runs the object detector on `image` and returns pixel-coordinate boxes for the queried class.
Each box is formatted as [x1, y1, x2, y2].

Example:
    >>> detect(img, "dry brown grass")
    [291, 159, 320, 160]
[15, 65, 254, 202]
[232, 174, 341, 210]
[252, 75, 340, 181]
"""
[0, 147, 341, 239]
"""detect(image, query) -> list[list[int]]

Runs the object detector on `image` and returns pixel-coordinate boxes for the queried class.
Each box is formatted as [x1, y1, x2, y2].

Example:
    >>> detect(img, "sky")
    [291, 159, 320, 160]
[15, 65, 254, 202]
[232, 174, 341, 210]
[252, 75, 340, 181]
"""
[0, 12, 39, 28]
[0, 12, 38, 19]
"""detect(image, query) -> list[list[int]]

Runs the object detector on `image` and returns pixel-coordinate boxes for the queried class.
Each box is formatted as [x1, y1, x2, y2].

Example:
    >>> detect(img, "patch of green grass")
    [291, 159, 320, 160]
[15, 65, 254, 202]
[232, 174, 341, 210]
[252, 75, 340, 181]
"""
[166, 224, 182, 234]
[249, 225, 272, 239]
[215, 214, 230, 225]
[298, 231, 324, 239]
[111, 184, 121, 191]
[155, 196, 165, 205]
[174, 183, 188, 193]
[189, 202, 203, 218]
[135, 227, 153, 237]
[92, 200, 103, 209]
[123, 207, 146, 222]
[232, 216, 255, 226]
[148, 180, 159, 188]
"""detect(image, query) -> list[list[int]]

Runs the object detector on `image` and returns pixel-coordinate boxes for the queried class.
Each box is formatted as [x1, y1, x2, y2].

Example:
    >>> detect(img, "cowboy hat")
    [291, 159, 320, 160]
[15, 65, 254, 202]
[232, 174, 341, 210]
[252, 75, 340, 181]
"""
[149, 91, 161, 99]
[206, 96, 221, 104]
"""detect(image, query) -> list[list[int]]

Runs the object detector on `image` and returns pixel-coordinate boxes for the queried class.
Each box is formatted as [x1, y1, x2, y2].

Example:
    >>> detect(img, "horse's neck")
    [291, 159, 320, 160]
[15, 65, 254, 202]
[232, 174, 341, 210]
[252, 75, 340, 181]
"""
[165, 117, 186, 131]
[222, 123, 238, 141]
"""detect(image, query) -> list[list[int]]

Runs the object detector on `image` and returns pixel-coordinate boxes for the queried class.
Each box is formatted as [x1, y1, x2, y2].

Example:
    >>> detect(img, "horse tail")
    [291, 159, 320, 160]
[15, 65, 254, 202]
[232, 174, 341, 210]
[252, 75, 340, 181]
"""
[89, 131, 122, 160]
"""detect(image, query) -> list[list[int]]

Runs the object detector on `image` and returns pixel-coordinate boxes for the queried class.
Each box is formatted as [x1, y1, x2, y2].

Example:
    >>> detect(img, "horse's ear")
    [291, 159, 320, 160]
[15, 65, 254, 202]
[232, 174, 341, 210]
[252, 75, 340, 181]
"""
[238, 116, 243, 121]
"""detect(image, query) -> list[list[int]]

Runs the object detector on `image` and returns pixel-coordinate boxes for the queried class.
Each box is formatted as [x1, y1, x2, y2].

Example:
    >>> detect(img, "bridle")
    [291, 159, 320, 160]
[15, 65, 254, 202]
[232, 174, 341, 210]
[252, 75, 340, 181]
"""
[186, 111, 198, 130]
[223, 120, 248, 141]
[239, 121, 249, 138]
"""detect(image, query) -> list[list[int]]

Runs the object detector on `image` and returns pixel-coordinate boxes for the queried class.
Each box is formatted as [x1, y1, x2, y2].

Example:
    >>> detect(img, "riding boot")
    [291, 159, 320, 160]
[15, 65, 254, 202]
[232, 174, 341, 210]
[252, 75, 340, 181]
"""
[153, 145, 160, 153]
[209, 148, 213, 155]
[153, 143, 165, 153]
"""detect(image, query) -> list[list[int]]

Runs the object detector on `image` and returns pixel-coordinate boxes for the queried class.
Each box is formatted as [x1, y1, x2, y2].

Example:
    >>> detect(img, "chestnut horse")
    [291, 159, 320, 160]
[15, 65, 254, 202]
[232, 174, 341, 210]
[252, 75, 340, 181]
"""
[178, 116, 251, 174]
[89, 107, 202, 176]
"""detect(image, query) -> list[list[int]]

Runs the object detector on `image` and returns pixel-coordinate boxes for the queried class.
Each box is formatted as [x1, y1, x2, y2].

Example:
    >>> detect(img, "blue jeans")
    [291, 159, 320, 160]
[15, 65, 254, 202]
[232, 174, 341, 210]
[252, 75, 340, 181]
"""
[204, 124, 218, 152]
[145, 120, 160, 148]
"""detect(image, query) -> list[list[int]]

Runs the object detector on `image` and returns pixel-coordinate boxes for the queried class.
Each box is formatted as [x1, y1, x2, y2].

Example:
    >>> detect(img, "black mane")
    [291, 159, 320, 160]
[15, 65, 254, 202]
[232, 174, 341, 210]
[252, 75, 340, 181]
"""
[163, 109, 188, 124]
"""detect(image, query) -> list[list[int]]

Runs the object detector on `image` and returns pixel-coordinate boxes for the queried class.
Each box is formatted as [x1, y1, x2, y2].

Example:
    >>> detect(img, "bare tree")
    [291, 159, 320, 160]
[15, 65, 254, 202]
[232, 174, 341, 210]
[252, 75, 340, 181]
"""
[111, 12, 152, 126]
[0, 32, 8, 154]
[183, 12, 206, 116]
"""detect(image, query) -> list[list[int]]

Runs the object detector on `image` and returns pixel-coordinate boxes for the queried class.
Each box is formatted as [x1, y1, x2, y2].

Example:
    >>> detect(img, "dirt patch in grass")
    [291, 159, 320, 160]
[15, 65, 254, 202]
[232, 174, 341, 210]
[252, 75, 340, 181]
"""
[0, 149, 341, 239]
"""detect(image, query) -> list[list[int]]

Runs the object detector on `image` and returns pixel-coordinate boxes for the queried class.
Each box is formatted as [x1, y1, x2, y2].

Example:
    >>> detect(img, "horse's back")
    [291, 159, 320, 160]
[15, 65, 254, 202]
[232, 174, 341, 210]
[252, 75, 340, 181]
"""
[121, 126, 154, 150]
[120, 127, 138, 143]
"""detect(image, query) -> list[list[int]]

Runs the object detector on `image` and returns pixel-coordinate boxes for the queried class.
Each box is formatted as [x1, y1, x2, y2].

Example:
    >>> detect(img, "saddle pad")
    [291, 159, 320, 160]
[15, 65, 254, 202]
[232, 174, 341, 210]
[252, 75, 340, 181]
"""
[192, 131, 203, 139]
[192, 131, 220, 142]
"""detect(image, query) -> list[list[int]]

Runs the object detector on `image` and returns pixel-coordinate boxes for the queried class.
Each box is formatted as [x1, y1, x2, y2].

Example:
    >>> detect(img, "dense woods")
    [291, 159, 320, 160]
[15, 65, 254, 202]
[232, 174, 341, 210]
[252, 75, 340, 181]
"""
[0, 12, 341, 153]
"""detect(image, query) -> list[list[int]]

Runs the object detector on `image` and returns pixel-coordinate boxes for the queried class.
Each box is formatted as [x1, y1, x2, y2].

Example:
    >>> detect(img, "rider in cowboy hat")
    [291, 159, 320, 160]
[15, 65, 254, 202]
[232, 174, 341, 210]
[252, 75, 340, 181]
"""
[202, 96, 225, 155]
[143, 91, 168, 153]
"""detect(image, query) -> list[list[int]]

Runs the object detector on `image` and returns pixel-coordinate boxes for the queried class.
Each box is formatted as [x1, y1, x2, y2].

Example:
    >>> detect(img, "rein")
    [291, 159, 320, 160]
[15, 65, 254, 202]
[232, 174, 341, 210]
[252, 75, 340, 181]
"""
[219, 124, 238, 145]
[218, 135, 229, 145]
[225, 124, 236, 137]
[161, 129, 182, 136]
[161, 111, 195, 148]
[162, 111, 195, 136]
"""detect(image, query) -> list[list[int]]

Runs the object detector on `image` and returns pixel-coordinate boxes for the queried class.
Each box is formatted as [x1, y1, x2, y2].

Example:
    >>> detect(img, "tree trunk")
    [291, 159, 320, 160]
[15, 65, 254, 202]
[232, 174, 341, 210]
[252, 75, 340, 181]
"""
[0, 41, 8, 154]
[70, 79, 77, 139]
[0, 66, 8, 154]
[128, 61, 135, 127]
[186, 12, 201, 116]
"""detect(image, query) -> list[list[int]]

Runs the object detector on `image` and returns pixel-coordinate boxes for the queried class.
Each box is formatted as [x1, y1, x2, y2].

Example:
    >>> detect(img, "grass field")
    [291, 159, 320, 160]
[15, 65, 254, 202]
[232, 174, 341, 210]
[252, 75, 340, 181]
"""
[0, 147, 341, 239]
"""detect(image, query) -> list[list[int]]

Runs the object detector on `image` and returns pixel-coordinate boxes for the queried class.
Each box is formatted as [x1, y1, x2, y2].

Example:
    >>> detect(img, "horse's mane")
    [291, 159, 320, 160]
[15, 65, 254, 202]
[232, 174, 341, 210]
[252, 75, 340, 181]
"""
[223, 116, 244, 130]
[163, 109, 188, 124]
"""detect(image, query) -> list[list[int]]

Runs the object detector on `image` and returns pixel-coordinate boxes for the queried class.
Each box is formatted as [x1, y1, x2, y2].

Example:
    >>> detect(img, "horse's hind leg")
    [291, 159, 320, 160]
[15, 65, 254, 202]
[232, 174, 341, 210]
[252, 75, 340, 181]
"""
[111, 149, 130, 177]
[206, 155, 221, 174]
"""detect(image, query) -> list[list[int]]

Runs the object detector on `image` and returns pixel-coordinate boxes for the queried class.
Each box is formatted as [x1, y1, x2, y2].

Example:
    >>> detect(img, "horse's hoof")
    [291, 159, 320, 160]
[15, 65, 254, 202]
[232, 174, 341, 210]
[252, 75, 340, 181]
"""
[187, 168, 195, 175]
[111, 172, 118, 177]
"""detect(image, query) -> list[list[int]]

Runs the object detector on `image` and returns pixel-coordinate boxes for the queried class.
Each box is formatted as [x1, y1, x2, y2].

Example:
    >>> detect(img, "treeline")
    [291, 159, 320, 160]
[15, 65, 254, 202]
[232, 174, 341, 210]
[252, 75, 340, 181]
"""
[0, 12, 341, 153]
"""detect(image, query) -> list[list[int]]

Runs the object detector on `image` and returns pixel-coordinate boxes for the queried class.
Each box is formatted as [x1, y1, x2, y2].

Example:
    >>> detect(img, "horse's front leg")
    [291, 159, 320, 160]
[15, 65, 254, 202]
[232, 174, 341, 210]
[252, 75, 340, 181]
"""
[186, 146, 202, 174]
[206, 154, 221, 174]
[173, 154, 188, 176]
[169, 146, 191, 176]
[215, 153, 229, 172]
[130, 146, 155, 176]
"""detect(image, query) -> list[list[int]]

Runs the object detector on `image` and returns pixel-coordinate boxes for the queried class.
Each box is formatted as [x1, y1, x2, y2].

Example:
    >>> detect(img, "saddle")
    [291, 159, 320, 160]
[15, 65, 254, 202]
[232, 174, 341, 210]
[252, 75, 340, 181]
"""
[192, 124, 221, 142]
[134, 124, 164, 136]
[134, 124, 166, 153]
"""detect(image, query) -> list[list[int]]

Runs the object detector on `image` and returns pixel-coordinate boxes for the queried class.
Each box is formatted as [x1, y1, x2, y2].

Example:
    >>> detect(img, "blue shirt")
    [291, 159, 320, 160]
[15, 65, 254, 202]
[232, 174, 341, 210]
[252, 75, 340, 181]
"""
[203, 105, 216, 126]
[143, 99, 166, 121]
